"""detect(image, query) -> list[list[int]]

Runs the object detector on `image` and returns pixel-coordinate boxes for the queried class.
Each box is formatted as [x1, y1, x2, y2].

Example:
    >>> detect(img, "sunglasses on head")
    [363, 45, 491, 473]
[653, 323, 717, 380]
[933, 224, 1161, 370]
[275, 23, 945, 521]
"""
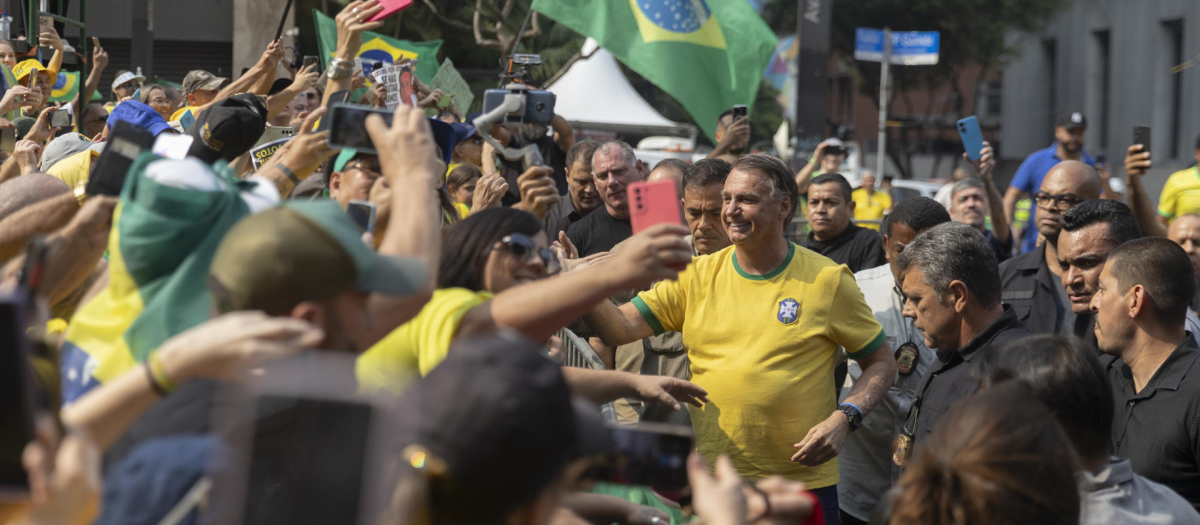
[498, 233, 558, 272]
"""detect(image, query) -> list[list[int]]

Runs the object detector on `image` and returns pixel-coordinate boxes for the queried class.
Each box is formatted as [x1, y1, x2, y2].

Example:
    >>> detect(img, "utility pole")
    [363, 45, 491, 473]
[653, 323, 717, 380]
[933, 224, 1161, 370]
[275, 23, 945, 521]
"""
[793, 0, 833, 158]
[131, 0, 153, 81]
[875, 28, 891, 179]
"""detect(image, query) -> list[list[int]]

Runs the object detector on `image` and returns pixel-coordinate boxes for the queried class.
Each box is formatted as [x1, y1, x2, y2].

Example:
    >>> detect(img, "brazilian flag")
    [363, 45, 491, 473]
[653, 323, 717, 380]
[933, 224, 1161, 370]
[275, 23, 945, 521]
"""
[532, 0, 776, 141]
[0, 62, 19, 120]
[50, 71, 78, 102]
[59, 154, 257, 404]
[313, 9, 442, 82]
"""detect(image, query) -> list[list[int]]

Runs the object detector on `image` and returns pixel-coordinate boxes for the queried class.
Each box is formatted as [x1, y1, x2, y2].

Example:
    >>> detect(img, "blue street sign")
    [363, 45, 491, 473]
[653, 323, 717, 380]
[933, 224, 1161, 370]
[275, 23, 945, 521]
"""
[854, 28, 940, 65]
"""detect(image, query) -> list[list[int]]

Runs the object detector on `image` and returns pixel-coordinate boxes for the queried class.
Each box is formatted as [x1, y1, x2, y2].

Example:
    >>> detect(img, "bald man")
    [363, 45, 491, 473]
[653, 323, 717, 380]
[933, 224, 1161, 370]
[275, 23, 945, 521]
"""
[0, 173, 70, 220]
[1168, 214, 1200, 313]
[998, 160, 1102, 334]
[647, 158, 687, 197]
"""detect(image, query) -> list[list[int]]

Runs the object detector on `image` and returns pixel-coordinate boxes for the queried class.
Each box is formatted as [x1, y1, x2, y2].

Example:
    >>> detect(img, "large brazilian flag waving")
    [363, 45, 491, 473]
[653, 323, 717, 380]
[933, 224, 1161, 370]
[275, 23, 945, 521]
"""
[533, 0, 777, 141]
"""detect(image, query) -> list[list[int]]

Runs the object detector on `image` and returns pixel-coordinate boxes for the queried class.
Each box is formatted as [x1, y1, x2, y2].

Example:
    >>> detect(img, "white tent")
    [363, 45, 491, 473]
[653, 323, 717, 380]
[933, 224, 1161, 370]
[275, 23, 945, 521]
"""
[546, 38, 693, 137]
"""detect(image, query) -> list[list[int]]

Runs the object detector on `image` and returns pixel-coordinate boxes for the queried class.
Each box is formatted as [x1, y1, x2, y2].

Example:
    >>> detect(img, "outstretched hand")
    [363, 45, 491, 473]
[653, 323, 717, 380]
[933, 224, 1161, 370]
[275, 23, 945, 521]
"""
[632, 375, 708, 410]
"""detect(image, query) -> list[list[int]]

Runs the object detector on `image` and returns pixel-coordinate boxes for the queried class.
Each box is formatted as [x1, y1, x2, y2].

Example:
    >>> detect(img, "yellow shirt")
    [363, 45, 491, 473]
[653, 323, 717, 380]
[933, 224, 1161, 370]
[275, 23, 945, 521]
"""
[452, 201, 470, 220]
[632, 242, 884, 487]
[170, 106, 197, 122]
[1158, 166, 1200, 221]
[356, 288, 493, 393]
[47, 149, 101, 203]
[851, 188, 891, 230]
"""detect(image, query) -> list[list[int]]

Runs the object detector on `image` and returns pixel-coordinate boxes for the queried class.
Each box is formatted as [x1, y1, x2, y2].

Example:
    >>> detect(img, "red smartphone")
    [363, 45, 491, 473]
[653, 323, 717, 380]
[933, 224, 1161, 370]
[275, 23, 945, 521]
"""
[629, 179, 684, 234]
[629, 179, 687, 270]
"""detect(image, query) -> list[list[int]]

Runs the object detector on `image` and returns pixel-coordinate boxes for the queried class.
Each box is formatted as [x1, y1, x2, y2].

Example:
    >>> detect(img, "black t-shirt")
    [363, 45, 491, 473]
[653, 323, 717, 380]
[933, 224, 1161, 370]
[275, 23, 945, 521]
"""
[500, 134, 569, 206]
[566, 207, 632, 257]
[800, 222, 886, 273]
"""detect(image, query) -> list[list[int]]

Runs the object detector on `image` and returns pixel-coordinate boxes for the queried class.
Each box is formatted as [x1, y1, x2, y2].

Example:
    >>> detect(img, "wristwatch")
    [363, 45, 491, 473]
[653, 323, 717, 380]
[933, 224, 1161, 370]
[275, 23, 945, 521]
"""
[839, 403, 863, 432]
[327, 58, 354, 80]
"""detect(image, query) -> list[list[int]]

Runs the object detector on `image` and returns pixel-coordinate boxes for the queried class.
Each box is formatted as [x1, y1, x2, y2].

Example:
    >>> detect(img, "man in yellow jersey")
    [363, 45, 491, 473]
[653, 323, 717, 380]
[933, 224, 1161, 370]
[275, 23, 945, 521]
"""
[1157, 135, 1200, 226]
[850, 170, 891, 230]
[584, 154, 897, 525]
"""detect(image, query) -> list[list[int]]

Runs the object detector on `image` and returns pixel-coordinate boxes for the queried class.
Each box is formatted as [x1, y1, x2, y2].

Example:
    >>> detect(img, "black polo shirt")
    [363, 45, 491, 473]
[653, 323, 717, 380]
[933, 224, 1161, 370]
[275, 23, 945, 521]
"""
[998, 244, 1064, 335]
[543, 196, 586, 241]
[909, 305, 1030, 438]
[1105, 334, 1200, 510]
[800, 222, 886, 273]
[566, 206, 632, 257]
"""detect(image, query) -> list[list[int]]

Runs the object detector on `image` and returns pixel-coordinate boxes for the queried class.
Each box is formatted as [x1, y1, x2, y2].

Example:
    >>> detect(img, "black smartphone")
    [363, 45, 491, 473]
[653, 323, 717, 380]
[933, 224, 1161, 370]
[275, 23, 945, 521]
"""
[346, 200, 376, 234]
[588, 423, 694, 490]
[327, 103, 392, 154]
[731, 104, 747, 122]
[1095, 154, 1107, 169]
[0, 293, 36, 497]
[49, 109, 71, 130]
[1133, 125, 1151, 155]
[303, 56, 319, 70]
[0, 128, 15, 153]
[85, 121, 154, 197]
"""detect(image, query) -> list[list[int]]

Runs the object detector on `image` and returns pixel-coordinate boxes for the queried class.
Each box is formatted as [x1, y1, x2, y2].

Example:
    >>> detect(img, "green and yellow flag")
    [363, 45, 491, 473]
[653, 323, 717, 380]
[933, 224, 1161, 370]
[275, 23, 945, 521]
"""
[50, 71, 78, 102]
[532, 0, 776, 141]
[313, 9, 442, 83]
[59, 154, 257, 404]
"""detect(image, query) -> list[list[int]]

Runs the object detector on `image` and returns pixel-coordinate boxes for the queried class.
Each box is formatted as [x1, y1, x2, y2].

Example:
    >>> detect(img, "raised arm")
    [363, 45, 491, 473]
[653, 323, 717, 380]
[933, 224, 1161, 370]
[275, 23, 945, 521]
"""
[970, 141, 1010, 246]
[0, 192, 79, 264]
[1124, 143, 1168, 237]
[74, 39, 109, 114]
[794, 141, 829, 196]
[458, 224, 691, 344]
[266, 63, 318, 122]
[361, 104, 444, 341]
[60, 312, 322, 451]
[319, 0, 384, 109]
[0, 196, 116, 306]
[193, 41, 285, 117]
[551, 113, 575, 154]
[708, 116, 748, 160]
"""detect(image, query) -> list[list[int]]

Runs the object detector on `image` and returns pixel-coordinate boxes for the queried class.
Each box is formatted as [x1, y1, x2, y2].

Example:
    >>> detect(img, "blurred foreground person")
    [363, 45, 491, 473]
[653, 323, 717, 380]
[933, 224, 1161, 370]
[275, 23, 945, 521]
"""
[888, 382, 1080, 525]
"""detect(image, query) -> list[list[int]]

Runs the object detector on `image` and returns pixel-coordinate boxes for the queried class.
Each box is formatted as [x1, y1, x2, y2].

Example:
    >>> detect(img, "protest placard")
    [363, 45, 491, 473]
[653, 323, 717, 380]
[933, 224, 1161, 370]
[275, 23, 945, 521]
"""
[374, 64, 417, 110]
[250, 136, 293, 169]
[429, 58, 474, 117]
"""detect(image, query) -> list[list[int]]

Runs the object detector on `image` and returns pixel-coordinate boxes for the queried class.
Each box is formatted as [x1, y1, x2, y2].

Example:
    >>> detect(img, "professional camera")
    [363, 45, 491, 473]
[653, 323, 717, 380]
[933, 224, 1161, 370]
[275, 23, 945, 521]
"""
[480, 53, 556, 125]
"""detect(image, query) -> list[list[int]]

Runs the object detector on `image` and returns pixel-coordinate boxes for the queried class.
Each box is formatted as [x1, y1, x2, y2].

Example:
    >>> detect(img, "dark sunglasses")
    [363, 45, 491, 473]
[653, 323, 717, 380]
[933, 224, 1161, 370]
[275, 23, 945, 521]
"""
[498, 233, 558, 272]
[1034, 191, 1083, 211]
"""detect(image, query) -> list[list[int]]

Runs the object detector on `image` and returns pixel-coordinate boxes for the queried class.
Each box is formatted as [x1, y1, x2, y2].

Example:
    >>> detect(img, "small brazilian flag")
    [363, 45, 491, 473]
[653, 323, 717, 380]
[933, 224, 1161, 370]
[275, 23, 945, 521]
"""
[50, 71, 79, 102]
[532, 0, 776, 141]
[0, 62, 19, 120]
[313, 9, 442, 83]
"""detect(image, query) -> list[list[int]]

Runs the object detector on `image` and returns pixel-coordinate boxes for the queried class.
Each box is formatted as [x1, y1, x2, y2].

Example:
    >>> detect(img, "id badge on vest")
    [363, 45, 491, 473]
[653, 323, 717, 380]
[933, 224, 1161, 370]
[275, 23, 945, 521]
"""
[893, 403, 919, 467]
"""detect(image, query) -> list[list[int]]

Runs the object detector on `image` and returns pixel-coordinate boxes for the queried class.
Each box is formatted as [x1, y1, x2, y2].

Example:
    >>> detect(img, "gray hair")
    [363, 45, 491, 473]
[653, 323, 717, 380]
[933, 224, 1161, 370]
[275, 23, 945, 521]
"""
[950, 177, 984, 200]
[896, 222, 1002, 308]
[595, 140, 638, 169]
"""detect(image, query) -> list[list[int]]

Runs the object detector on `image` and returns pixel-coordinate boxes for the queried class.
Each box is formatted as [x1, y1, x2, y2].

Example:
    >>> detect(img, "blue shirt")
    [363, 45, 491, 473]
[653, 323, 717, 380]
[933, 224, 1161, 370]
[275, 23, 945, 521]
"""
[1010, 143, 1095, 253]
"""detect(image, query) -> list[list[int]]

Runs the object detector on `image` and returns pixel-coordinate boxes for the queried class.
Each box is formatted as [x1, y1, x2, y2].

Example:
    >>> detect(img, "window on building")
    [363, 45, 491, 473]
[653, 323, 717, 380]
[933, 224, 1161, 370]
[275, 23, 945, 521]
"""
[1094, 30, 1111, 151]
[1164, 19, 1183, 159]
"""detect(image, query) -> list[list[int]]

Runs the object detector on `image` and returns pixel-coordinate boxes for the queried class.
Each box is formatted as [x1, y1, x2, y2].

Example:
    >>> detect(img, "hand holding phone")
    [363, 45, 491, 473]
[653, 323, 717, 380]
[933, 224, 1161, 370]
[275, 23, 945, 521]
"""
[327, 103, 392, 154]
[587, 423, 694, 490]
[957, 116, 985, 161]
[303, 56, 320, 70]
[731, 104, 747, 122]
[1133, 125, 1151, 155]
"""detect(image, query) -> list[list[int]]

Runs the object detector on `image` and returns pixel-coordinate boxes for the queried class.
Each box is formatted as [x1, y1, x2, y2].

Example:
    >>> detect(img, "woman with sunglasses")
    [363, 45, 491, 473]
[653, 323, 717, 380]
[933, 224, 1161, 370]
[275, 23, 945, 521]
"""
[357, 207, 707, 411]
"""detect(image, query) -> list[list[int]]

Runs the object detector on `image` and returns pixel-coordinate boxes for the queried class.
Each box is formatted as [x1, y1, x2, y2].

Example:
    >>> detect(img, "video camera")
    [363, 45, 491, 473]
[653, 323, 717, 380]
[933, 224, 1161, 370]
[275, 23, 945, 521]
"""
[473, 53, 558, 168]
[479, 53, 556, 126]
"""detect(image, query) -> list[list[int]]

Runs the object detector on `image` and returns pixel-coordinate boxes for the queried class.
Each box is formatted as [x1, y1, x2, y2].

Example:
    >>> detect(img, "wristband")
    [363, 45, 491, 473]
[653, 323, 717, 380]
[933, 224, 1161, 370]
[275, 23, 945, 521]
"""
[808, 157, 818, 166]
[276, 164, 300, 186]
[745, 482, 771, 522]
[146, 353, 176, 395]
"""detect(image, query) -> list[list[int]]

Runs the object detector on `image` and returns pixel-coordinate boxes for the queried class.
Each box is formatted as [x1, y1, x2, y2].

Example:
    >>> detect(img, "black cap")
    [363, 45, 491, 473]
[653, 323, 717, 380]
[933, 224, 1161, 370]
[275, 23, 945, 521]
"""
[268, 78, 293, 97]
[186, 93, 268, 164]
[394, 335, 608, 516]
[1057, 111, 1087, 129]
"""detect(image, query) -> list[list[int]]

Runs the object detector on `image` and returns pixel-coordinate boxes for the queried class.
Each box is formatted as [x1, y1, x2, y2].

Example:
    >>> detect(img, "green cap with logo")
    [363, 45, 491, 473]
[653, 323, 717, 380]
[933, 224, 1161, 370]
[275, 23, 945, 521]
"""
[209, 199, 427, 314]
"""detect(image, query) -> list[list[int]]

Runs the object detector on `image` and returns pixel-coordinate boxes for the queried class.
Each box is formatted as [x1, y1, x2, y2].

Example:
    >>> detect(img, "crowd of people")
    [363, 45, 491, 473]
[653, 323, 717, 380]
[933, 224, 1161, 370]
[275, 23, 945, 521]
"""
[5, 1, 1200, 524]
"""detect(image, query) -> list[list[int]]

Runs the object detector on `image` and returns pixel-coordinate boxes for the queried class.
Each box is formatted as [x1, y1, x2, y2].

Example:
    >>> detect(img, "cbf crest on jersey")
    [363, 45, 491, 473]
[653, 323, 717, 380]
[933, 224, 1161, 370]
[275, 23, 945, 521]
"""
[777, 298, 799, 325]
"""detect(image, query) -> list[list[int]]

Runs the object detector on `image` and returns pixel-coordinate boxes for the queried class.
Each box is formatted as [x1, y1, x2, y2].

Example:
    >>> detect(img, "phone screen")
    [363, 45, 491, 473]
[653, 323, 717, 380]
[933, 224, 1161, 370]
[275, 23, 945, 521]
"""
[49, 110, 70, 130]
[303, 56, 319, 69]
[85, 121, 154, 197]
[731, 105, 747, 122]
[1134, 126, 1151, 155]
[238, 395, 372, 525]
[589, 425, 693, 490]
[328, 104, 392, 154]
[346, 201, 376, 234]
[0, 296, 33, 493]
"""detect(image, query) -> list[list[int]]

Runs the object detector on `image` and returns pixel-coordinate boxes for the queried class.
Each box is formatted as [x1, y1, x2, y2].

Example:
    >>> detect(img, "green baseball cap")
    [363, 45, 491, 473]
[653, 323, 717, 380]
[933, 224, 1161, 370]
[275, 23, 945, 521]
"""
[209, 199, 427, 315]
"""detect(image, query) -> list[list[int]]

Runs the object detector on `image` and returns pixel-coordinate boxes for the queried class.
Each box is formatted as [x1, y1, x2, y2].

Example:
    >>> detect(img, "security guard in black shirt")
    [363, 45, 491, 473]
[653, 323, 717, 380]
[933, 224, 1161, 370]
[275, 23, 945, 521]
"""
[893, 223, 1031, 465]
[998, 160, 1102, 335]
